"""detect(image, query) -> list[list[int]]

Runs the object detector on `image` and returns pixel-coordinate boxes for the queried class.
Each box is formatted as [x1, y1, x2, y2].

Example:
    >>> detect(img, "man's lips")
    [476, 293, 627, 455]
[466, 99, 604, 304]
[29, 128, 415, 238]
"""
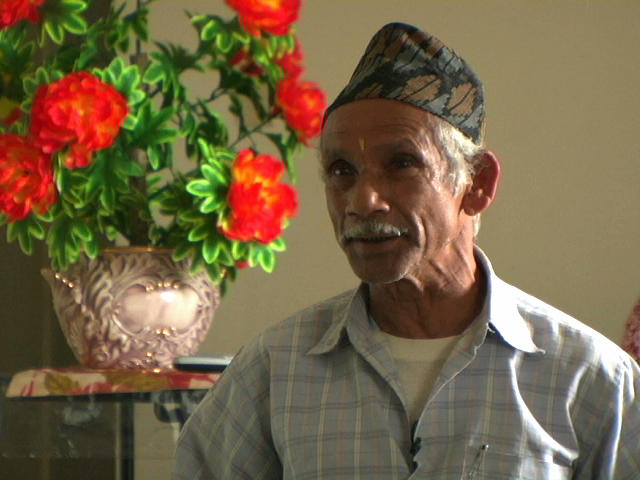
[348, 236, 399, 243]
[341, 222, 409, 244]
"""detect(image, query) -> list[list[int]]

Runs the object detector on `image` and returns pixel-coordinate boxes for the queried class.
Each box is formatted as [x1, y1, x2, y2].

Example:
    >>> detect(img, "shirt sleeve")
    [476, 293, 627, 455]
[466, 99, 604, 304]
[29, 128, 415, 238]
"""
[172, 344, 282, 480]
[575, 356, 640, 479]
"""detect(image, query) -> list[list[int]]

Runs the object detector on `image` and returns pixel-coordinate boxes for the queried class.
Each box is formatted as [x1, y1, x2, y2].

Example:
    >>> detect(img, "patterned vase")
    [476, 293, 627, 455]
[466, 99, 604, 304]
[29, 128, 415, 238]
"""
[41, 247, 220, 369]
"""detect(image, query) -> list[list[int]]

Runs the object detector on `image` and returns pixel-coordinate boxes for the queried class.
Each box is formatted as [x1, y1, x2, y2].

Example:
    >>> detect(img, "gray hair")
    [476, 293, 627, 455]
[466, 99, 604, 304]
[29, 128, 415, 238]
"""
[429, 115, 485, 194]
[429, 115, 486, 235]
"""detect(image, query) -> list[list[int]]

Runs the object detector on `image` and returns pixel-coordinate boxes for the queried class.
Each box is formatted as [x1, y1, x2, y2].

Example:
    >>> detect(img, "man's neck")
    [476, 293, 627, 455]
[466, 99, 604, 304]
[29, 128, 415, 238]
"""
[368, 248, 486, 339]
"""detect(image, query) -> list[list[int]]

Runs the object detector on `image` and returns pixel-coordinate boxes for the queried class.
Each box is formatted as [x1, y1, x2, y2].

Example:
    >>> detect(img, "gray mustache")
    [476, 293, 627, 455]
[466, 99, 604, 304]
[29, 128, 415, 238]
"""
[341, 221, 408, 241]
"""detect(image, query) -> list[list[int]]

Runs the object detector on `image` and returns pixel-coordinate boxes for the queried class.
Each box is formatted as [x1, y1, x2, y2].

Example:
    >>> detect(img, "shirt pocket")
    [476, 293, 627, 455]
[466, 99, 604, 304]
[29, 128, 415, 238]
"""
[463, 443, 573, 480]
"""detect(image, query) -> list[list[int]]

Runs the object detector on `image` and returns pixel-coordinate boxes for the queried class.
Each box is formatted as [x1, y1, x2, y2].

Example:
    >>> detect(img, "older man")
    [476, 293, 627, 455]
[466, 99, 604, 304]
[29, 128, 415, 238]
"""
[173, 23, 640, 479]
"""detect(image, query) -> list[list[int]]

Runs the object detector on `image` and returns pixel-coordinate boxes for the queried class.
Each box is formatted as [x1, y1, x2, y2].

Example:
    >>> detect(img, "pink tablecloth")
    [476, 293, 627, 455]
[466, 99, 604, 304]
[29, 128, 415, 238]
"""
[6, 367, 219, 397]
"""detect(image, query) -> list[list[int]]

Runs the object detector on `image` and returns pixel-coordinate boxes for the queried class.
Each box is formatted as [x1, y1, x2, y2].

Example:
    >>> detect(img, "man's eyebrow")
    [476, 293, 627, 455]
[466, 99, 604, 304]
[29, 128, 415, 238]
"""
[379, 135, 432, 152]
[319, 145, 348, 159]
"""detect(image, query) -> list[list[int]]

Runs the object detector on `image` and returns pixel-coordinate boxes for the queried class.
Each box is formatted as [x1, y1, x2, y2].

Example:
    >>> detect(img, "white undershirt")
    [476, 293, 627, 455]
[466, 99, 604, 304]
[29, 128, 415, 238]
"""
[377, 331, 462, 423]
[373, 294, 489, 424]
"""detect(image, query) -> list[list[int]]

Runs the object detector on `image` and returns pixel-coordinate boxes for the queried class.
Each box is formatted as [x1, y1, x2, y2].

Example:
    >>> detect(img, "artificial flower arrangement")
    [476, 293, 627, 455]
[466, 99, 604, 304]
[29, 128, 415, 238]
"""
[0, 0, 326, 292]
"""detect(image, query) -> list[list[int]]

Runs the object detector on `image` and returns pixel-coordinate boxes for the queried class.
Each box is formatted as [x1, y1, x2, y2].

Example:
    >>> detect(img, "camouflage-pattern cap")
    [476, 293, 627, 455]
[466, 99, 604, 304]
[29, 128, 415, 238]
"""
[325, 22, 485, 144]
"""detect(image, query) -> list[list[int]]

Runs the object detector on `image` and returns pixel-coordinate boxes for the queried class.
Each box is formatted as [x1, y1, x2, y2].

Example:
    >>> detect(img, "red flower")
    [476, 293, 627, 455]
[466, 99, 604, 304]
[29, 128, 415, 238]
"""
[226, 0, 301, 36]
[276, 39, 304, 79]
[220, 149, 297, 244]
[277, 77, 325, 144]
[0, 133, 56, 221]
[30, 72, 129, 169]
[0, 0, 44, 29]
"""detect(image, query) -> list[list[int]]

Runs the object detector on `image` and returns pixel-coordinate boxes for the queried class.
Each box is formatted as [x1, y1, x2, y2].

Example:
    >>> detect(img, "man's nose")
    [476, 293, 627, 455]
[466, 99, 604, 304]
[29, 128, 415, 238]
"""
[346, 174, 390, 216]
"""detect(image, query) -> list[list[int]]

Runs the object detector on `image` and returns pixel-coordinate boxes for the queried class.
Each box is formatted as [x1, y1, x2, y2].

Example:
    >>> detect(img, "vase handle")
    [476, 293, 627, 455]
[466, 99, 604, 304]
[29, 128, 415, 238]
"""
[41, 268, 82, 305]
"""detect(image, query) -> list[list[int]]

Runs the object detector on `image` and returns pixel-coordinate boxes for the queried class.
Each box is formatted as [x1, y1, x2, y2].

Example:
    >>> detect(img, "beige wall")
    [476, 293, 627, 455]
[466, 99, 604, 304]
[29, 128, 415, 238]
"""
[183, 0, 640, 355]
[3, 2, 639, 479]
[3, 0, 640, 364]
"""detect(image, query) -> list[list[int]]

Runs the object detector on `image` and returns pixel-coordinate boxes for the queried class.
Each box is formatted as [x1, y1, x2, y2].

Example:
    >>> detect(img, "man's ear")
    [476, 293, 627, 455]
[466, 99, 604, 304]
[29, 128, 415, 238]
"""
[461, 150, 501, 215]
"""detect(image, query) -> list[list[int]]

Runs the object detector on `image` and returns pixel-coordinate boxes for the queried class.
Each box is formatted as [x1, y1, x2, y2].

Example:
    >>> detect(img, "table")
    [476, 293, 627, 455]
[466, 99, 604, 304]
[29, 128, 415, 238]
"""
[1, 367, 220, 480]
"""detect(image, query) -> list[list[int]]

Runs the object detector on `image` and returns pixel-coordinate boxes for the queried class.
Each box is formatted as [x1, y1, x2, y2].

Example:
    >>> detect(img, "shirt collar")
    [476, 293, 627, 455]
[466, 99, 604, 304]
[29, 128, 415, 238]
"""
[475, 246, 544, 354]
[307, 284, 371, 355]
[308, 247, 544, 356]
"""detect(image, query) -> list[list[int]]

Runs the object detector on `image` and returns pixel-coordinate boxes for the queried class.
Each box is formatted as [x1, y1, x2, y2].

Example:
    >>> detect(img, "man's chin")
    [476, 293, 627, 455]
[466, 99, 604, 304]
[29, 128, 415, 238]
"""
[348, 262, 408, 286]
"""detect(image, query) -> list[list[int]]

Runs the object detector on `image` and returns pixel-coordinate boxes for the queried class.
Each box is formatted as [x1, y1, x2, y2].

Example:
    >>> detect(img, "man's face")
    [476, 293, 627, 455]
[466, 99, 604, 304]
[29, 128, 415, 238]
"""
[320, 99, 473, 286]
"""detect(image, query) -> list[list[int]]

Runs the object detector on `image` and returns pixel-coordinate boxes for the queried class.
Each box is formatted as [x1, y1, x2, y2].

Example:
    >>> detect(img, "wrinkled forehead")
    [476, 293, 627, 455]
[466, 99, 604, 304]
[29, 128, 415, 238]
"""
[320, 99, 439, 155]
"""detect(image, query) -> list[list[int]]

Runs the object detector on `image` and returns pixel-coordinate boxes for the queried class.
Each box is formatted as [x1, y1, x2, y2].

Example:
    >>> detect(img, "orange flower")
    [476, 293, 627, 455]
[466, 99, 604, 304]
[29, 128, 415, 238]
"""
[277, 77, 325, 144]
[220, 149, 297, 244]
[0, 0, 44, 29]
[30, 72, 129, 169]
[0, 133, 56, 221]
[276, 38, 304, 79]
[225, 0, 301, 36]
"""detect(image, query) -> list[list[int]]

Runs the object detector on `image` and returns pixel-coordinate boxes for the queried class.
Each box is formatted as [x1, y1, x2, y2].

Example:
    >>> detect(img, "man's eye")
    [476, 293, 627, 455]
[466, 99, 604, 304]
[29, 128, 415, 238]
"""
[327, 160, 354, 177]
[391, 154, 418, 169]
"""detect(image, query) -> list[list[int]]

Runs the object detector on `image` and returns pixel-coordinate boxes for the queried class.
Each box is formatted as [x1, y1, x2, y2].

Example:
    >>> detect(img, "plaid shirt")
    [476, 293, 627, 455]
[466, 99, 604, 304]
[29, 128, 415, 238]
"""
[173, 248, 640, 479]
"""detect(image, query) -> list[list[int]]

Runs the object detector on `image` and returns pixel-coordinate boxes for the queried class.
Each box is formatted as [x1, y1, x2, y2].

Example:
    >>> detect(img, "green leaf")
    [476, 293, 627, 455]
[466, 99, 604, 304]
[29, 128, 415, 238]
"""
[100, 188, 116, 211]
[188, 223, 210, 242]
[215, 31, 234, 53]
[257, 248, 276, 273]
[204, 262, 222, 283]
[63, 13, 88, 35]
[85, 149, 135, 212]
[44, 21, 65, 44]
[146, 128, 178, 145]
[6, 217, 44, 255]
[181, 110, 196, 136]
[46, 213, 83, 270]
[231, 28, 250, 45]
[72, 220, 92, 241]
[269, 237, 286, 252]
[231, 241, 249, 260]
[84, 234, 99, 258]
[200, 164, 228, 187]
[202, 235, 220, 264]
[189, 254, 204, 275]
[217, 243, 235, 267]
[105, 225, 118, 241]
[173, 242, 192, 261]
[201, 19, 222, 42]
[18, 233, 34, 255]
[147, 145, 162, 170]
[130, 103, 177, 147]
[143, 63, 166, 84]
[186, 179, 213, 198]
[196, 137, 211, 158]
[199, 196, 225, 214]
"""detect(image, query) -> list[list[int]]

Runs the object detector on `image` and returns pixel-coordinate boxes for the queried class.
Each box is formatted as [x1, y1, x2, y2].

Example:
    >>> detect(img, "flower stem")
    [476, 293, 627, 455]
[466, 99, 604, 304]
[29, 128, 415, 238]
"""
[230, 115, 275, 149]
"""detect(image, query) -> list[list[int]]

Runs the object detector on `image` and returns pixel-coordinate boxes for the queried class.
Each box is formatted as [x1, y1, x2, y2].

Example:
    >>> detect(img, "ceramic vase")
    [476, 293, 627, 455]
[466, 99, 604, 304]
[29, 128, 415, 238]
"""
[41, 247, 220, 369]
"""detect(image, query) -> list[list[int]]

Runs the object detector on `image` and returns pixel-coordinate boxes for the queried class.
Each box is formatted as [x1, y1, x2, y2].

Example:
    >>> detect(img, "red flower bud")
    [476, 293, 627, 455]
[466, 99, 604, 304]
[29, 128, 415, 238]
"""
[0, 0, 44, 29]
[277, 39, 304, 79]
[226, 0, 301, 36]
[277, 77, 326, 145]
[230, 48, 265, 77]
[220, 149, 298, 244]
[30, 72, 129, 169]
[0, 133, 56, 221]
